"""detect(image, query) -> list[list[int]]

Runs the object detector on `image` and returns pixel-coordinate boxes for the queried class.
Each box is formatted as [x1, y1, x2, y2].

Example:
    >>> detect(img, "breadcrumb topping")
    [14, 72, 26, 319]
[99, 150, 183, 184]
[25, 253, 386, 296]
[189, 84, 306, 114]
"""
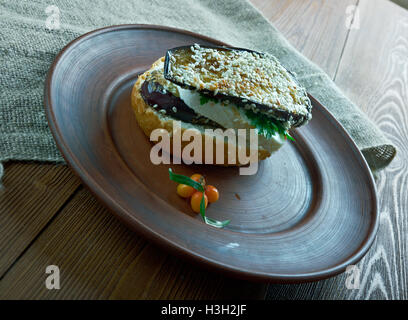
[166, 44, 311, 118]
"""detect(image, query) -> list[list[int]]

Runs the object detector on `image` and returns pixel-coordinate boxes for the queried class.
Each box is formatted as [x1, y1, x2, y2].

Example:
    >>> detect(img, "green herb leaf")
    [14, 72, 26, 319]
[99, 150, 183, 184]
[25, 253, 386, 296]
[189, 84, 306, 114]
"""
[204, 217, 231, 228]
[169, 169, 230, 228]
[286, 133, 295, 141]
[168, 168, 204, 192]
[245, 109, 294, 141]
[199, 93, 219, 105]
[199, 192, 206, 220]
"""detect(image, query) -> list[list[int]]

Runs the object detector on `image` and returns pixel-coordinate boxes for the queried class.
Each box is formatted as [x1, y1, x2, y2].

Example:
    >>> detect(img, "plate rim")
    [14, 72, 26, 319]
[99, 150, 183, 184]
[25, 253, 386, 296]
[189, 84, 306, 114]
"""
[44, 24, 379, 283]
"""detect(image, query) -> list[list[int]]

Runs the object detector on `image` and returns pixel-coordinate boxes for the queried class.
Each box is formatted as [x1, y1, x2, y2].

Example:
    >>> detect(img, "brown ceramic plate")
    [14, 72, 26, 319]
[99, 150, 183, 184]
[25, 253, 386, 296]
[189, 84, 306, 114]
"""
[44, 25, 378, 282]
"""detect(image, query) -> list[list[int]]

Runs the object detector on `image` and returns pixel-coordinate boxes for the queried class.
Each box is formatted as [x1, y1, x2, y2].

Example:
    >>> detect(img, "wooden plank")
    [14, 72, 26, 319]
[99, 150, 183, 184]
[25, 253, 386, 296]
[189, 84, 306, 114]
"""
[0, 162, 80, 278]
[391, 0, 408, 10]
[0, 188, 267, 299]
[0, 0, 357, 299]
[267, 0, 408, 299]
[0, 0, 356, 299]
[251, 0, 358, 77]
[333, 0, 408, 299]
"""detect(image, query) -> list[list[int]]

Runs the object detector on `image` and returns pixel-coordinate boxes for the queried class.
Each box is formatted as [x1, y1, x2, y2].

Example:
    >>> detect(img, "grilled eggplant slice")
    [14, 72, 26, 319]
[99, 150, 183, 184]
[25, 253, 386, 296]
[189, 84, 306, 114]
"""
[140, 79, 220, 128]
[164, 44, 312, 127]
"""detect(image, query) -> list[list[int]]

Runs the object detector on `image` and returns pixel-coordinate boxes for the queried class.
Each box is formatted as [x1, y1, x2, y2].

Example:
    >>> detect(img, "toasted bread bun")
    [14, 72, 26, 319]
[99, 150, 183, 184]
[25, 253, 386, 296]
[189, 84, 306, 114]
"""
[131, 57, 282, 165]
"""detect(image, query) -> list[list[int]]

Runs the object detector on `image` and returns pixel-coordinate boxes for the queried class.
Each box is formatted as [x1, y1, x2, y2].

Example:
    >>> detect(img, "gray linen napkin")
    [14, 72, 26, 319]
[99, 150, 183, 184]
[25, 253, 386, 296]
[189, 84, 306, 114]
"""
[0, 0, 396, 180]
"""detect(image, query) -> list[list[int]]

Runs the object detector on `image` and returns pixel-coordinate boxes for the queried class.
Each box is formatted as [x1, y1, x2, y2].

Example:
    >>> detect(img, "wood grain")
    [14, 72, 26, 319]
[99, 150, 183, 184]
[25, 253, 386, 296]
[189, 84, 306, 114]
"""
[266, 0, 408, 299]
[335, 0, 408, 300]
[0, 0, 351, 297]
[0, 0, 364, 299]
[0, 188, 267, 299]
[0, 162, 80, 277]
[251, 0, 358, 77]
[45, 23, 377, 282]
[0, 0, 406, 300]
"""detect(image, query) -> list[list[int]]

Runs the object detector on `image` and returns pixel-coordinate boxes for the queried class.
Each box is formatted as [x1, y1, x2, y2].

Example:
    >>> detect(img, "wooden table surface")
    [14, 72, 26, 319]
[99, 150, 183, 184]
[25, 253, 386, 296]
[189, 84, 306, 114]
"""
[0, 0, 407, 300]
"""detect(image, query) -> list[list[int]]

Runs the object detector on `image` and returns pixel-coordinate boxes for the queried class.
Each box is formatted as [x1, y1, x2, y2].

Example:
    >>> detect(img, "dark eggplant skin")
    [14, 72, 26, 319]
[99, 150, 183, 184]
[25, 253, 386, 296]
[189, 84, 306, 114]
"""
[163, 44, 261, 92]
[164, 44, 312, 127]
[140, 80, 220, 128]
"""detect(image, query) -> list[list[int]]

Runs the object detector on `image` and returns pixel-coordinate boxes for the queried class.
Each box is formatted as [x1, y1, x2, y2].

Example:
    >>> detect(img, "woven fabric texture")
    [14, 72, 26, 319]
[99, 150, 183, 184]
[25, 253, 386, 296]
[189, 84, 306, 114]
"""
[0, 0, 396, 180]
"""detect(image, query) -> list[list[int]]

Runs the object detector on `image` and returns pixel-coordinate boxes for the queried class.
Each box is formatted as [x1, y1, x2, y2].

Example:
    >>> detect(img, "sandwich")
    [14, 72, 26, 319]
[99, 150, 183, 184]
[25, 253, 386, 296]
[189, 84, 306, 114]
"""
[131, 44, 312, 165]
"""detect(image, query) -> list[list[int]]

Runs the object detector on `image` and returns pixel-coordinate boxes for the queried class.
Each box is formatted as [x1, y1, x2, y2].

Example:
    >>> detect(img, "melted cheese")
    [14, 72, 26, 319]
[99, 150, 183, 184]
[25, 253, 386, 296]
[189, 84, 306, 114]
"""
[178, 87, 285, 153]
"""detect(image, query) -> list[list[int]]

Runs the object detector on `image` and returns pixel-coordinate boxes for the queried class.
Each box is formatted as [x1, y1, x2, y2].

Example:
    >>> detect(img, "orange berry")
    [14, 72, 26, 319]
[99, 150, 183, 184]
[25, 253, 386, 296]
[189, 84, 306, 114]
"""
[190, 192, 208, 213]
[177, 184, 195, 198]
[205, 185, 219, 203]
[190, 173, 206, 186]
